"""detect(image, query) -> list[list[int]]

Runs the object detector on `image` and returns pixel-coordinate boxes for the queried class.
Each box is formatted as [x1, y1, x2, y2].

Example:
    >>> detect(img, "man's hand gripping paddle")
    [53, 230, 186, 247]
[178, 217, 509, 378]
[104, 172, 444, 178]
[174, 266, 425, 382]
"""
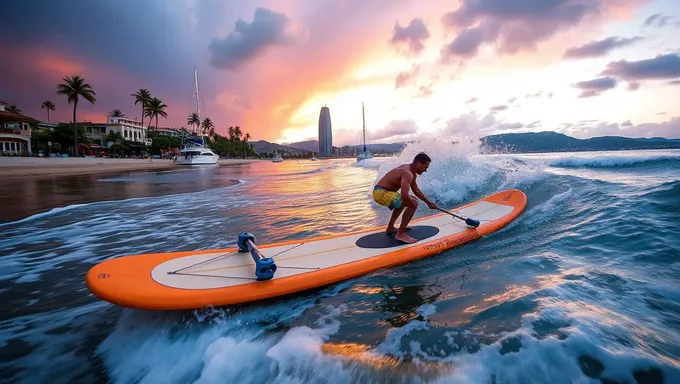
[435, 207, 480, 227]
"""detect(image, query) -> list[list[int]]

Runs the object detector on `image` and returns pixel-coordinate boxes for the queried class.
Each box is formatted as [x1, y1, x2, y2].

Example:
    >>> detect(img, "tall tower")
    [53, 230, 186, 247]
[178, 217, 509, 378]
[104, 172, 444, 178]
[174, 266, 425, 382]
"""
[318, 105, 332, 157]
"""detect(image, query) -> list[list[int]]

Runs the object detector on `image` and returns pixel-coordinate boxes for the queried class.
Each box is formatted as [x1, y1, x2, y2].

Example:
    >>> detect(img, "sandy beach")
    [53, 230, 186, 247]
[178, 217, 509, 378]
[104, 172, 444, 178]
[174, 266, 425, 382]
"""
[0, 157, 260, 179]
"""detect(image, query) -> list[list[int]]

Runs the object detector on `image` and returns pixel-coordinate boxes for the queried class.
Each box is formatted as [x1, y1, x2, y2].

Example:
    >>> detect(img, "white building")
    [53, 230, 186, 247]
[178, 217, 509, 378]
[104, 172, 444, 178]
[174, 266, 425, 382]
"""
[80, 116, 149, 145]
[0, 101, 37, 155]
[155, 127, 182, 137]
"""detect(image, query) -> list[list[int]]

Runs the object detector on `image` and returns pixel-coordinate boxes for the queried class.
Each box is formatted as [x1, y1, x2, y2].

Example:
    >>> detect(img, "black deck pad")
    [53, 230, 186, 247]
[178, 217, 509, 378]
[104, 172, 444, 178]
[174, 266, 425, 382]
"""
[355, 225, 440, 249]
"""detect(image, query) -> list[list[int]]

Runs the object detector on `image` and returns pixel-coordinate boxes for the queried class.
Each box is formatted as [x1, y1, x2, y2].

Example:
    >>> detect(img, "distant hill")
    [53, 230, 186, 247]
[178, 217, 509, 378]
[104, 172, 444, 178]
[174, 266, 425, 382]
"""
[250, 140, 314, 155]
[253, 132, 680, 155]
[480, 132, 680, 153]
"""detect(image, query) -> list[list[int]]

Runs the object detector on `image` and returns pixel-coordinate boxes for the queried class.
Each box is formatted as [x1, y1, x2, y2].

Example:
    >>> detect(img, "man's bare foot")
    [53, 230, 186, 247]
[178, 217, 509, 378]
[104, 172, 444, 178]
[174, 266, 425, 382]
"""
[386, 225, 412, 234]
[395, 232, 417, 244]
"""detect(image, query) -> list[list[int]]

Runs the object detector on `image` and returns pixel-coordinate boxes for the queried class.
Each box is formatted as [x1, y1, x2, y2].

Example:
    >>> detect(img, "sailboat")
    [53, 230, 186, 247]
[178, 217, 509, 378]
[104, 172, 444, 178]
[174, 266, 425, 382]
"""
[271, 150, 283, 163]
[356, 102, 372, 161]
[174, 68, 220, 165]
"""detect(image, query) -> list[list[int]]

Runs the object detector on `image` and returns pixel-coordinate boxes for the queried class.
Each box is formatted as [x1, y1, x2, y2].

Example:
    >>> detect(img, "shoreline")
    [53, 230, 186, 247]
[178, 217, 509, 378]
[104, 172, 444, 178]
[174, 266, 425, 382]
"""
[0, 157, 260, 179]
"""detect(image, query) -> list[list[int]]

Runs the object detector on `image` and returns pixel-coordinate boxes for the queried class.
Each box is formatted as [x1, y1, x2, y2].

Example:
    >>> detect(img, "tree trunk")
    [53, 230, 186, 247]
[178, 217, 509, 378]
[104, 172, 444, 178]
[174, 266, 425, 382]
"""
[72, 101, 78, 156]
[140, 103, 144, 134]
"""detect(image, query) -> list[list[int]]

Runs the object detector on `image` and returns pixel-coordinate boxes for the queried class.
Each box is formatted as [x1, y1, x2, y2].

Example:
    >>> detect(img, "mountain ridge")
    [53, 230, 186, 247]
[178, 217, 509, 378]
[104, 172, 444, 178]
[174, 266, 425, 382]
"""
[251, 132, 680, 155]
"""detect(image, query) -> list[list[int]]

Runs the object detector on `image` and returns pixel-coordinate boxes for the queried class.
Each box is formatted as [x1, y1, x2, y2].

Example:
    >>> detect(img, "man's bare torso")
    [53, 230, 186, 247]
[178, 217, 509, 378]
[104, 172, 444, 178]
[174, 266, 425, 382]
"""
[376, 164, 415, 191]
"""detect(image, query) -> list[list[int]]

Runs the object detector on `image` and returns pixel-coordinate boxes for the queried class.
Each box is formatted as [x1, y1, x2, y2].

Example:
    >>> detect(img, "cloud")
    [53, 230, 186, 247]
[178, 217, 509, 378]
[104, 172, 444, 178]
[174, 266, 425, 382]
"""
[440, 26, 494, 60]
[395, 64, 420, 88]
[439, 0, 649, 63]
[669, 80, 680, 85]
[628, 82, 641, 91]
[527, 120, 541, 128]
[643, 13, 674, 28]
[498, 122, 524, 130]
[370, 119, 419, 141]
[563, 36, 642, 59]
[417, 85, 433, 98]
[389, 18, 431, 55]
[440, 0, 598, 61]
[490, 105, 509, 111]
[442, 112, 498, 137]
[466, 97, 478, 104]
[572, 76, 618, 97]
[600, 53, 680, 81]
[208, 8, 301, 71]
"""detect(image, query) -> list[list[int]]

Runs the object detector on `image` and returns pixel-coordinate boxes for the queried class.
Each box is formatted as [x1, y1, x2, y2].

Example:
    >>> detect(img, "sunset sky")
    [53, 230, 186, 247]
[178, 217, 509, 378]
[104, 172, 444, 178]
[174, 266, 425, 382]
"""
[1, 0, 679, 145]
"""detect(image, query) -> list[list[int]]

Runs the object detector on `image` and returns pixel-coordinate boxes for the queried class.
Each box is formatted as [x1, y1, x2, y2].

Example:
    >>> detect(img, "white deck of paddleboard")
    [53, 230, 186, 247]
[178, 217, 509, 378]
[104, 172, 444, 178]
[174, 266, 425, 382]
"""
[151, 200, 513, 289]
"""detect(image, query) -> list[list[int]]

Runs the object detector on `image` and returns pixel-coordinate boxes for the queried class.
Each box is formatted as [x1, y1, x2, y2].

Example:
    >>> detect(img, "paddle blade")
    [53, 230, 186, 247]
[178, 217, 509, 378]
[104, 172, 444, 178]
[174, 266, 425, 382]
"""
[465, 218, 480, 227]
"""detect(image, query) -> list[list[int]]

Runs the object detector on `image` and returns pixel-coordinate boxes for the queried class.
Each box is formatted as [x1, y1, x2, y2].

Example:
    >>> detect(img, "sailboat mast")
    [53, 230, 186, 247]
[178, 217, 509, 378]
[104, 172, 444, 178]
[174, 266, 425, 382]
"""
[362, 102, 367, 152]
[194, 68, 201, 134]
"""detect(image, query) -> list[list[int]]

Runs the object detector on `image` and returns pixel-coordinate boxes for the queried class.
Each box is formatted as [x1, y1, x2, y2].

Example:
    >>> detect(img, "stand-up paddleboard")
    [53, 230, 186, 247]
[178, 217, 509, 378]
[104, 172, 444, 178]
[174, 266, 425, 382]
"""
[86, 189, 526, 310]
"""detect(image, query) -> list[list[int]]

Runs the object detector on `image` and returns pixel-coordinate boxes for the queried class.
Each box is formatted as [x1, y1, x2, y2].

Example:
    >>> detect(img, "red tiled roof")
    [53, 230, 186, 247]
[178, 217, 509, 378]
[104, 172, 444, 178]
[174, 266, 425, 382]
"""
[0, 110, 40, 122]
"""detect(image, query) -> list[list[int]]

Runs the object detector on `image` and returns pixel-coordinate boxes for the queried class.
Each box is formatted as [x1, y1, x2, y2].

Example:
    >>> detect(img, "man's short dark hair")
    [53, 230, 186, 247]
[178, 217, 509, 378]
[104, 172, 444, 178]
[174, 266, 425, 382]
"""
[413, 152, 431, 164]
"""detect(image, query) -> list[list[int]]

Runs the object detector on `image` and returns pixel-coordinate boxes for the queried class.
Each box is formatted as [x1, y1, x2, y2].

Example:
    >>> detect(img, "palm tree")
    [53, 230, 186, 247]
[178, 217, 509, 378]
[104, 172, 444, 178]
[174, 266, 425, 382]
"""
[57, 75, 96, 155]
[108, 109, 125, 118]
[132, 89, 152, 130]
[187, 113, 200, 133]
[234, 125, 242, 140]
[201, 118, 215, 138]
[243, 132, 251, 158]
[6, 105, 22, 114]
[41, 101, 56, 122]
[144, 97, 168, 134]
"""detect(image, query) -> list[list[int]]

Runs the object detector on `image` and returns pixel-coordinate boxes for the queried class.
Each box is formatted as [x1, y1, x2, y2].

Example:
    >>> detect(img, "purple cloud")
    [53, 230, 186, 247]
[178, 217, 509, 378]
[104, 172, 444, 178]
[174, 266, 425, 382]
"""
[600, 53, 680, 81]
[371, 119, 419, 141]
[498, 122, 524, 130]
[643, 13, 674, 28]
[466, 97, 478, 104]
[395, 64, 420, 89]
[490, 105, 509, 111]
[440, 0, 600, 61]
[563, 36, 642, 59]
[389, 18, 430, 55]
[209, 8, 299, 71]
[572, 76, 618, 97]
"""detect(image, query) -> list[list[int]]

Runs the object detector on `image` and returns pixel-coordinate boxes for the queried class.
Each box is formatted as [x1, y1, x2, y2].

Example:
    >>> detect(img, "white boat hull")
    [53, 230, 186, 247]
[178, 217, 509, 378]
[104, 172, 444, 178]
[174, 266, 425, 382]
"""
[175, 154, 219, 165]
[357, 151, 372, 161]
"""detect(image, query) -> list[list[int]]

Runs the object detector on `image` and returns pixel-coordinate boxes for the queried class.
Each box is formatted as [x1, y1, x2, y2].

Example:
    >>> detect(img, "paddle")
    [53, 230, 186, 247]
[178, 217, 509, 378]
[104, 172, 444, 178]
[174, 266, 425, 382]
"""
[435, 207, 480, 227]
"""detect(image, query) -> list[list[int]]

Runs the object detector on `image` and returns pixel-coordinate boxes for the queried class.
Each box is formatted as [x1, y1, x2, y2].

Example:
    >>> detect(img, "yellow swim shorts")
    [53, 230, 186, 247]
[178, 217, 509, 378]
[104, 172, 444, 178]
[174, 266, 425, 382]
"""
[372, 186, 402, 210]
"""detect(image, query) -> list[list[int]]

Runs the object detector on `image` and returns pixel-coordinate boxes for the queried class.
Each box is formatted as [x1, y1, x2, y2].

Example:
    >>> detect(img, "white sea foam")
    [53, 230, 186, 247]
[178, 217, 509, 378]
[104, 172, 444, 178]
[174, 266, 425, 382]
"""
[549, 154, 680, 168]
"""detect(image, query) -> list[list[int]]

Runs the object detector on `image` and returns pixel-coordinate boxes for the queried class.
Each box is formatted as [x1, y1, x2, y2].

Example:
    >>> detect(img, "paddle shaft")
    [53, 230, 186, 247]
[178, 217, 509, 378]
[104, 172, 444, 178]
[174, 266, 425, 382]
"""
[435, 207, 480, 227]
[435, 207, 466, 220]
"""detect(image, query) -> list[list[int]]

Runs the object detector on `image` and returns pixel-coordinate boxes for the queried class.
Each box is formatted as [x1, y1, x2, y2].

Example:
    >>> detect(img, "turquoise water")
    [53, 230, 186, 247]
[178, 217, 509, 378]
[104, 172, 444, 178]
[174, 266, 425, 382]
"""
[1, 143, 679, 383]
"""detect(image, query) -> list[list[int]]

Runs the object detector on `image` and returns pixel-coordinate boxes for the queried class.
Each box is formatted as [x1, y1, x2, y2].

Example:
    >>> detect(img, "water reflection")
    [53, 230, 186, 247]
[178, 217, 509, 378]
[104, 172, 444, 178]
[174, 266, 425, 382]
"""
[0, 168, 240, 224]
[376, 284, 443, 327]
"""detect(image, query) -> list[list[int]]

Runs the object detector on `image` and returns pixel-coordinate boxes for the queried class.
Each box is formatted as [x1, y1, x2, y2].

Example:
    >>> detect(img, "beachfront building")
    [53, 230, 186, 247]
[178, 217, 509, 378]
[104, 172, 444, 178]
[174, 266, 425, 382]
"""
[0, 101, 38, 156]
[155, 127, 181, 137]
[81, 115, 149, 145]
[318, 105, 332, 157]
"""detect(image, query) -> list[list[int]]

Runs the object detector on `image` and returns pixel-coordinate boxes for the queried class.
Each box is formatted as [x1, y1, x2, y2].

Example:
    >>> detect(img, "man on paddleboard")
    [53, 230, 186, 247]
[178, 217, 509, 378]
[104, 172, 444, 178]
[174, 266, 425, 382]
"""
[373, 152, 439, 243]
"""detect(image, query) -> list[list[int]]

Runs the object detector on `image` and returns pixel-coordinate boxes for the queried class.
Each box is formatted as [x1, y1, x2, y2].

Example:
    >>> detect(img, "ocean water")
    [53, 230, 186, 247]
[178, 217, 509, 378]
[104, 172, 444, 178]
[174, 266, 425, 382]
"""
[1, 142, 679, 384]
